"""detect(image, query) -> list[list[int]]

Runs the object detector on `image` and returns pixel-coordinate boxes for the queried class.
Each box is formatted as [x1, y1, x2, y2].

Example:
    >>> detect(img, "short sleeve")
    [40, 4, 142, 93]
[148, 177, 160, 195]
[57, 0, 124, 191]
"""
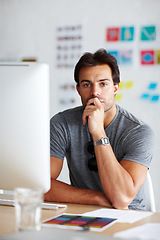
[122, 124, 155, 168]
[50, 113, 70, 160]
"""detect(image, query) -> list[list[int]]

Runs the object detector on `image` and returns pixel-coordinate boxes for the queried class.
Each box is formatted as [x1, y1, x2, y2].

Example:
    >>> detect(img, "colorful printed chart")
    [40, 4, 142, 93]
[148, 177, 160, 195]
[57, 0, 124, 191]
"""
[43, 214, 117, 232]
[106, 26, 134, 41]
[140, 26, 156, 41]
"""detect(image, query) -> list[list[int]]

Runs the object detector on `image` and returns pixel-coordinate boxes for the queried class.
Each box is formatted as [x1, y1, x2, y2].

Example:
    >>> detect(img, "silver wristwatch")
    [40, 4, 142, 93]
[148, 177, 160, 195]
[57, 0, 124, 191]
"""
[93, 137, 110, 146]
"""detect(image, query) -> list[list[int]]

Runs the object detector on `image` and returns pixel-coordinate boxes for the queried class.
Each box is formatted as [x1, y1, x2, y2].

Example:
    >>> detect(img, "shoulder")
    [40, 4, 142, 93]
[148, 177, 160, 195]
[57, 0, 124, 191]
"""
[50, 106, 84, 125]
[117, 104, 149, 127]
[116, 104, 143, 125]
[116, 104, 154, 139]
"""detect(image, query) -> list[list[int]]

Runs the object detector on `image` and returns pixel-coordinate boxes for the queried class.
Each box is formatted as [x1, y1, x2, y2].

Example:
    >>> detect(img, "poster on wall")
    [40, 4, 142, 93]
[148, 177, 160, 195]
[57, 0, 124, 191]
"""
[56, 25, 83, 69]
[55, 24, 83, 111]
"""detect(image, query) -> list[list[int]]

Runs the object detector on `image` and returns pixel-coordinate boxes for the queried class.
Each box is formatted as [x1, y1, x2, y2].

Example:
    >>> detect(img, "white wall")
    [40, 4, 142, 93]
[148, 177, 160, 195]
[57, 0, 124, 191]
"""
[1, 0, 160, 211]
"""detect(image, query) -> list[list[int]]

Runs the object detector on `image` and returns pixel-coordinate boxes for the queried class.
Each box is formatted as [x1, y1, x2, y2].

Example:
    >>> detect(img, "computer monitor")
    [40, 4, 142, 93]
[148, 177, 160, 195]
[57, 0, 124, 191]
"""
[0, 62, 50, 193]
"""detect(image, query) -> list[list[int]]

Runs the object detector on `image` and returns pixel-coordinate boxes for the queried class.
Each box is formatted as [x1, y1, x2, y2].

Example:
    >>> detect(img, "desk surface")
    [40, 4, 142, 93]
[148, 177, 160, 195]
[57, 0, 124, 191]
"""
[0, 203, 160, 237]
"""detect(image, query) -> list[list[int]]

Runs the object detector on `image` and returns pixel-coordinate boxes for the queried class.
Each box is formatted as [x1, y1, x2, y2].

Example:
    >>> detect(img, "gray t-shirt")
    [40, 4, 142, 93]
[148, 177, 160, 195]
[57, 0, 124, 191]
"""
[50, 104, 155, 210]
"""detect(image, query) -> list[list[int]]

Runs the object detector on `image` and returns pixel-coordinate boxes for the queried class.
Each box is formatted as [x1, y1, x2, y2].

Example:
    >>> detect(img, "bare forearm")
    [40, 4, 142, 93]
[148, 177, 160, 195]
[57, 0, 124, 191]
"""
[95, 144, 145, 209]
[44, 179, 112, 208]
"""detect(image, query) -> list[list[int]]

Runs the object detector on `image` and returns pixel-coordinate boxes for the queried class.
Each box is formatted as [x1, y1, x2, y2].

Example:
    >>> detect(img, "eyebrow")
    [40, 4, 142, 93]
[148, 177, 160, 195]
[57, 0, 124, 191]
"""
[80, 79, 110, 83]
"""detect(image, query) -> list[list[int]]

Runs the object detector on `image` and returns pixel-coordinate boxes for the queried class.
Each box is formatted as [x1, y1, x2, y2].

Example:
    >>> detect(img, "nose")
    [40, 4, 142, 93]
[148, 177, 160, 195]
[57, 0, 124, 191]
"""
[91, 84, 100, 97]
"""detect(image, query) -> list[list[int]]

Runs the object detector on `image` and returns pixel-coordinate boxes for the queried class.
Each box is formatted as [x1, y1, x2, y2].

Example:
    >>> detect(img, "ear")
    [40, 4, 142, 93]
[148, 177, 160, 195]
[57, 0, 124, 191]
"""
[76, 85, 80, 96]
[114, 83, 119, 95]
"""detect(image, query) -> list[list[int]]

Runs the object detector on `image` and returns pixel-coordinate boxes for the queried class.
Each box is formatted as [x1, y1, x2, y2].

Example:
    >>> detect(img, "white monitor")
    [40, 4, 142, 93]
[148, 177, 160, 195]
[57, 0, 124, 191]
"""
[0, 62, 50, 193]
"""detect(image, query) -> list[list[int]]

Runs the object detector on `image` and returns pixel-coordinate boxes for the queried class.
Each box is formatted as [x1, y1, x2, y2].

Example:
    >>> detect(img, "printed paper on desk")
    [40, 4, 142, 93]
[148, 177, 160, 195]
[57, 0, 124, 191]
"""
[42, 213, 117, 232]
[82, 208, 153, 223]
[114, 223, 160, 240]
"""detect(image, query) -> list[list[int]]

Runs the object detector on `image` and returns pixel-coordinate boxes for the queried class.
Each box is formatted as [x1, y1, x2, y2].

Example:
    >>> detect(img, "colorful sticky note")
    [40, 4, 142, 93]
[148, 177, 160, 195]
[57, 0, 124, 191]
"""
[119, 82, 124, 90]
[151, 95, 159, 102]
[115, 94, 123, 101]
[125, 81, 134, 88]
[148, 83, 158, 90]
[141, 26, 156, 41]
[119, 81, 133, 89]
[141, 50, 155, 65]
[141, 93, 150, 100]
[106, 27, 120, 41]
[121, 27, 134, 41]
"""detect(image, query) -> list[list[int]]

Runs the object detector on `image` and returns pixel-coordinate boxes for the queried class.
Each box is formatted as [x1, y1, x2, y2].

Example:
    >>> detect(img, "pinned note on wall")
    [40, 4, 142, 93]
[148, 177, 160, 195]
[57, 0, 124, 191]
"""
[115, 80, 134, 101]
[141, 50, 155, 65]
[140, 26, 156, 41]
[141, 82, 160, 102]
[121, 26, 134, 41]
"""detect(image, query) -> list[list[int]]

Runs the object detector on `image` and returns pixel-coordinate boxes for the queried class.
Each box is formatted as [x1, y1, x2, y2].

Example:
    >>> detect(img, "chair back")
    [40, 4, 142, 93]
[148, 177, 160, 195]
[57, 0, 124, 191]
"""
[143, 171, 156, 212]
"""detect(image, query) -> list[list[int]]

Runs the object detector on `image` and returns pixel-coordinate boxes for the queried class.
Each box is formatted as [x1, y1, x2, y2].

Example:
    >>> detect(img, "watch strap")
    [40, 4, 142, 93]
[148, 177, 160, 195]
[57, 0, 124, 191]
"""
[93, 137, 110, 146]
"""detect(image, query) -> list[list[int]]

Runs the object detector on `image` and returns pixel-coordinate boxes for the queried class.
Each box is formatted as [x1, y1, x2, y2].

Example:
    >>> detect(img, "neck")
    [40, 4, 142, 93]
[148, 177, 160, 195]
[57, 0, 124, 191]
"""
[104, 104, 117, 129]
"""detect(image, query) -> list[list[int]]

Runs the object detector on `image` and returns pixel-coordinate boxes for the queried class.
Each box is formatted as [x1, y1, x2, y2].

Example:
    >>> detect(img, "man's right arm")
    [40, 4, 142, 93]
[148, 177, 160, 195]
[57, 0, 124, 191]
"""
[44, 156, 112, 208]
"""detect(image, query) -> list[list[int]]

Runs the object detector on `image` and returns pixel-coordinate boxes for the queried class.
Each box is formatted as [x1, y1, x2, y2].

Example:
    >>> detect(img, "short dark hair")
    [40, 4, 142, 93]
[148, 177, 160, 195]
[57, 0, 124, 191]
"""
[74, 48, 120, 86]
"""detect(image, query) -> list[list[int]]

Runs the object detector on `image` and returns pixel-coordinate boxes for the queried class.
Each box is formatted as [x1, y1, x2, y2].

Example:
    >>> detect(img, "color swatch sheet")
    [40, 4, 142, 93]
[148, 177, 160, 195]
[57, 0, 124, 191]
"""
[43, 213, 117, 232]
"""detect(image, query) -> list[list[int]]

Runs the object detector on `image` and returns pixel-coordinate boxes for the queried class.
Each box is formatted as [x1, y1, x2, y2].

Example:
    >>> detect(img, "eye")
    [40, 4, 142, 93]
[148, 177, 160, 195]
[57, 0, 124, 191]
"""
[82, 83, 90, 88]
[100, 82, 107, 87]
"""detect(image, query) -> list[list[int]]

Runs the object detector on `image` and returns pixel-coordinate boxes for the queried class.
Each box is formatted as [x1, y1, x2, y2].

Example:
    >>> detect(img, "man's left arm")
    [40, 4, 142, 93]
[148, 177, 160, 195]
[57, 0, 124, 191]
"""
[94, 121, 154, 209]
[83, 98, 154, 209]
[94, 143, 148, 209]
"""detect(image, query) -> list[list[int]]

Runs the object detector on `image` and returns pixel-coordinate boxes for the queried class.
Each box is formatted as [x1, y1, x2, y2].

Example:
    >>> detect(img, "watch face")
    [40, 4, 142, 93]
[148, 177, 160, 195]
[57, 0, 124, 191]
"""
[102, 137, 109, 145]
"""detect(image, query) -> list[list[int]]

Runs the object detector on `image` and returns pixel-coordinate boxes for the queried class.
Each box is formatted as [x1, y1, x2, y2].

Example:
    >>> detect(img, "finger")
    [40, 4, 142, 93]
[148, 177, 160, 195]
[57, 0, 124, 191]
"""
[87, 97, 102, 108]
[82, 111, 88, 125]
[82, 105, 95, 125]
[87, 98, 96, 106]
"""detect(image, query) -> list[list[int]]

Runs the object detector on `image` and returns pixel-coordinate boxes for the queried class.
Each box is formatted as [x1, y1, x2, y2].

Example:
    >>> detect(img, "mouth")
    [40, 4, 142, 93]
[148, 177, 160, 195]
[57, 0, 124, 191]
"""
[99, 100, 105, 105]
[84, 97, 105, 107]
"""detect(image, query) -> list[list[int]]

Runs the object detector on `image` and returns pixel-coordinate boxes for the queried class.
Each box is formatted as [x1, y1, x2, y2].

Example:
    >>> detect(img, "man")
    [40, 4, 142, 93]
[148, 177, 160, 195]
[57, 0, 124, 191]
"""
[45, 48, 154, 210]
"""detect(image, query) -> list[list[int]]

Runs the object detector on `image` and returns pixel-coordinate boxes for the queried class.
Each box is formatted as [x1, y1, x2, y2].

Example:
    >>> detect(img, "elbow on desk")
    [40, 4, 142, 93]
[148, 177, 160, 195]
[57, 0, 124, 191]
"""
[112, 202, 128, 210]
[107, 187, 135, 210]
[111, 195, 132, 210]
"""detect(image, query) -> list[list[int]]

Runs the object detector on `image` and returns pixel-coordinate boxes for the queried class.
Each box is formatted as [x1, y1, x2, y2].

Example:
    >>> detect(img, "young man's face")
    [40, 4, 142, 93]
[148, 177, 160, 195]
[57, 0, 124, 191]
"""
[76, 64, 119, 113]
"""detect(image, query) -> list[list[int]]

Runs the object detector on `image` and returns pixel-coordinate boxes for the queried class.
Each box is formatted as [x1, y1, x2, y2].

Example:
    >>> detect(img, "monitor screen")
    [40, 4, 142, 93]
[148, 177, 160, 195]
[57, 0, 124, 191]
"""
[0, 62, 50, 193]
